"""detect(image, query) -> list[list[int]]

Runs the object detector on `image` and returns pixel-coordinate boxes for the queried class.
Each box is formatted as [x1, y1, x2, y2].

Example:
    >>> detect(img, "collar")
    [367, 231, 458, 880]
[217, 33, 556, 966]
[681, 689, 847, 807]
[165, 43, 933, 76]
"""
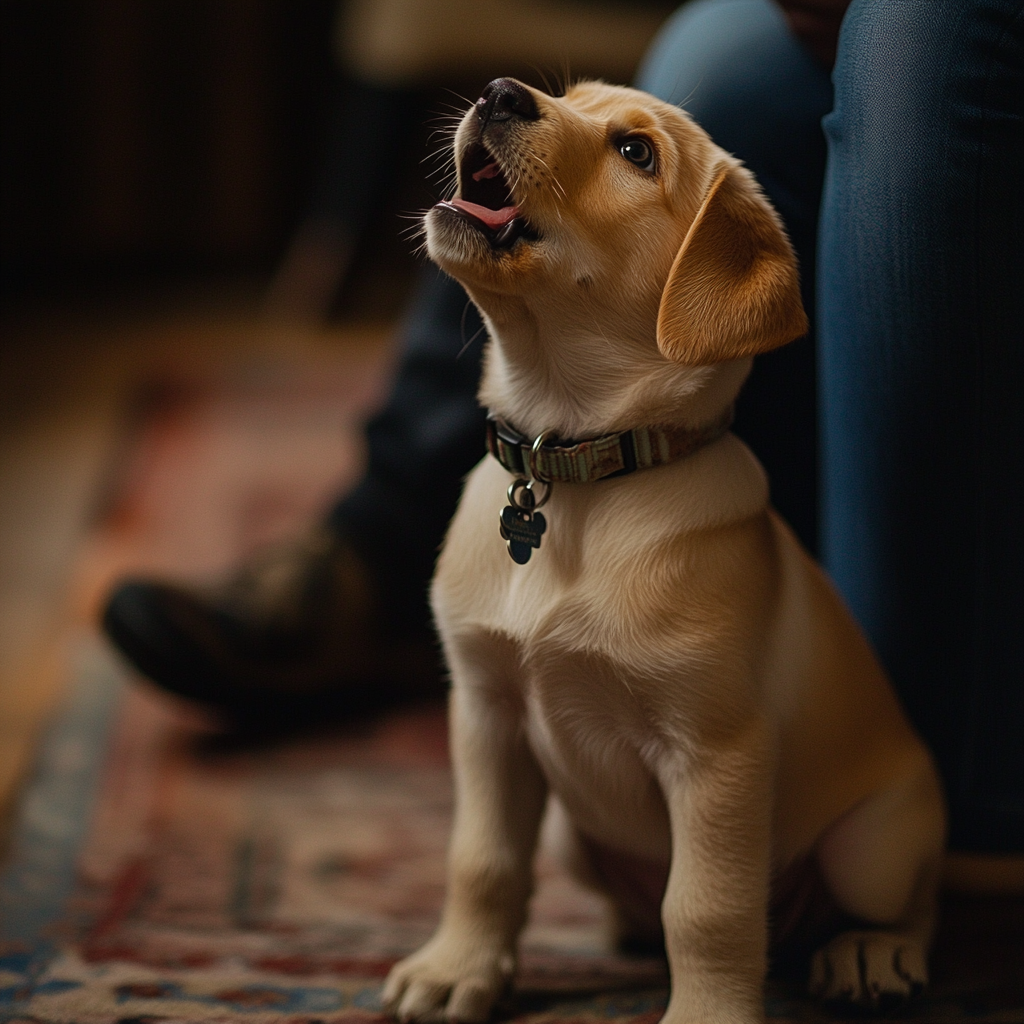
[485, 405, 734, 485]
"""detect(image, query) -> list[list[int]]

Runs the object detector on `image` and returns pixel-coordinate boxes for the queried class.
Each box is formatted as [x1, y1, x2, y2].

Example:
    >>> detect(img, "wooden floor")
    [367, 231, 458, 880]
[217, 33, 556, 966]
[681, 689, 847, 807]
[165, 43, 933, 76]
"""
[0, 285, 397, 845]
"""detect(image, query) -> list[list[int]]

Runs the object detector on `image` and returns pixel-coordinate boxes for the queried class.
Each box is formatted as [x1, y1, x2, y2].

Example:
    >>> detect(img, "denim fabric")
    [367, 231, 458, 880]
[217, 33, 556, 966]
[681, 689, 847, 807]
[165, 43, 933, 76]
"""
[819, 0, 1024, 851]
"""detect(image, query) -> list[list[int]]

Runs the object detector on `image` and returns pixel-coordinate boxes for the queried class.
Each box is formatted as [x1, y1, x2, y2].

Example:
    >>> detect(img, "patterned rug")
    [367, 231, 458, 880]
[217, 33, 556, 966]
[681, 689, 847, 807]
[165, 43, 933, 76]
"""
[2, 352, 1022, 1023]
[0, 642, 666, 1024]
[3, 642, 1023, 1024]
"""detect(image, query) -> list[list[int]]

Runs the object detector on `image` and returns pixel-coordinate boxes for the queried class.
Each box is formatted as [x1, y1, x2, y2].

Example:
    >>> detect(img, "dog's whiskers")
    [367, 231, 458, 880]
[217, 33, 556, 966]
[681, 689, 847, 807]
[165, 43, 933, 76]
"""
[530, 64, 561, 99]
[458, 323, 486, 359]
[407, 234, 430, 258]
[432, 105, 470, 120]
[422, 143, 457, 165]
[424, 165, 456, 184]
[532, 154, 568, 210]
[427, 108, 464, 123]
[423, 136, 458, 157]
[425, 117, 461, 132]
[425, 163, 457, 185]
[436, 178, 459, 199]
[441, 88, 477, 110]
[398, 215, 429, 243]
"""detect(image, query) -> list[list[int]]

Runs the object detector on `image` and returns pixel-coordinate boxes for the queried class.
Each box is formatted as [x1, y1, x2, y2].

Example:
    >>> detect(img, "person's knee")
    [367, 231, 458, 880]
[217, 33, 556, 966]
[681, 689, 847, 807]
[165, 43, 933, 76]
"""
[827, 0, 1022, 160]
[636, 0, 832, 163]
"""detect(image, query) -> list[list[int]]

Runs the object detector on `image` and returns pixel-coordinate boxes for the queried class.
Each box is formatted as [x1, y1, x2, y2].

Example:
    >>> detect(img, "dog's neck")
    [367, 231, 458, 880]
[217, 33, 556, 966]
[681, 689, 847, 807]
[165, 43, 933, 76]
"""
[470, 288, 751, 441]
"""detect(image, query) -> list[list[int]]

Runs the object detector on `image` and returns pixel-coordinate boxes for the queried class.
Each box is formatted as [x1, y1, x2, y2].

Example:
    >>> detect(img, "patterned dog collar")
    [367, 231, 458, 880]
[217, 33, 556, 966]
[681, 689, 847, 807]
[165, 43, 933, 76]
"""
[485, 405, 735, 485]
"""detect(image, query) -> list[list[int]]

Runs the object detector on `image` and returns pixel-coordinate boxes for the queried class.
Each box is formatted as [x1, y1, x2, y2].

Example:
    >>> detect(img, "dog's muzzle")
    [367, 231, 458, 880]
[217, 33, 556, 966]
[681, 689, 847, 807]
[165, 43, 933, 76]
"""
[434, 79, 540, 249]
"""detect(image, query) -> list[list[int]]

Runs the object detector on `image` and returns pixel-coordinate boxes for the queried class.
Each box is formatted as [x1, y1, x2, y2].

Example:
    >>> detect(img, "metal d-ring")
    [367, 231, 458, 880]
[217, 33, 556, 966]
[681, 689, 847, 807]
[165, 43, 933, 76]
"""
[526, 428, 557, 507]
[528, 429, 557, 482]
[507, 476, 551, 511]
[527, 477, 552, 509]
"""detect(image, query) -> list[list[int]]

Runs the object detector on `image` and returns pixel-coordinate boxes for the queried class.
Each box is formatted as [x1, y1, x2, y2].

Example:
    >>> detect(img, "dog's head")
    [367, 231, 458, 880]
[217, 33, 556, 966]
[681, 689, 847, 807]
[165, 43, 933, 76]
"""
[425, 78, 806, 367]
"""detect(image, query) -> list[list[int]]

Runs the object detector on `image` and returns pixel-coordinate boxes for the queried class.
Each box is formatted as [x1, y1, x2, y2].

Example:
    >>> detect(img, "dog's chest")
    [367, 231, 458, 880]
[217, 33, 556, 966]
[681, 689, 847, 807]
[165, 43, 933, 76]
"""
[433, 443, 773, 857]
[519, 645, 675, 860]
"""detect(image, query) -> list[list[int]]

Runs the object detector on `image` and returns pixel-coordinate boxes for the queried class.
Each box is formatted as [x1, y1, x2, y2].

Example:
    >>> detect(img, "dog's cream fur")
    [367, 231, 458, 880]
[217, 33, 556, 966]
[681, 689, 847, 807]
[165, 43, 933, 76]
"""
[383, 80, 946, 1024]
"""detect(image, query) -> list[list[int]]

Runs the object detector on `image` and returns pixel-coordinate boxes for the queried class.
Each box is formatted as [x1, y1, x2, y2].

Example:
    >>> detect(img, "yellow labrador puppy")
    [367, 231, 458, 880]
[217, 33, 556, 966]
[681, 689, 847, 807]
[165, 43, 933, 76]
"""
[383, 79, 946, 1024]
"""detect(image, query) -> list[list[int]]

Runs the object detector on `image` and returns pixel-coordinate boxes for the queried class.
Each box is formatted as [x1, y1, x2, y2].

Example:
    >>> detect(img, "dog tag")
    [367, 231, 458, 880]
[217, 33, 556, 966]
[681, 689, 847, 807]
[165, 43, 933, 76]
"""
[499, 485, 546, 564]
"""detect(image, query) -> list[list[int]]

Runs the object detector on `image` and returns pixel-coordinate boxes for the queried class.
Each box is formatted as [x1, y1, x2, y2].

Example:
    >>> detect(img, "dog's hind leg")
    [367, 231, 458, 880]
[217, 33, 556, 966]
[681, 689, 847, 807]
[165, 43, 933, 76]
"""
[810, 757, 946, 1007]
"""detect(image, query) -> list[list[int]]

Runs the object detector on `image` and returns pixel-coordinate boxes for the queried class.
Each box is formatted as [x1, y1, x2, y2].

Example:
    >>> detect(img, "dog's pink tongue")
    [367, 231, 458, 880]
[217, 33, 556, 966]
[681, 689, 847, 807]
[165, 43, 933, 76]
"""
[450, 198, 518, 229]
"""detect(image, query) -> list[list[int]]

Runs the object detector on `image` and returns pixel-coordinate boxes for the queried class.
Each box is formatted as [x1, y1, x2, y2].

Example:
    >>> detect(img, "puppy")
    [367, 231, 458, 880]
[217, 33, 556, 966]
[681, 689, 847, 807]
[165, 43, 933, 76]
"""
[383, 79, 946, 1024]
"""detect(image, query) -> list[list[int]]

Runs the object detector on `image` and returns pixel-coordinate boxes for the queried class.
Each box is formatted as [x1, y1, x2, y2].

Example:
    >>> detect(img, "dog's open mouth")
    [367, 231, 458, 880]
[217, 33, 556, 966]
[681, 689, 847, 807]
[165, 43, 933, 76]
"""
[437, 143, 538, 249]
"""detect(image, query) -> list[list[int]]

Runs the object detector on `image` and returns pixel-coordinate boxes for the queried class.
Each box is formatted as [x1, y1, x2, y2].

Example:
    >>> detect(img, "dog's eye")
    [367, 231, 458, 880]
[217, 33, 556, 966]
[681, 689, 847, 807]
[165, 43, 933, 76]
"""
[619, 138, 655, 171]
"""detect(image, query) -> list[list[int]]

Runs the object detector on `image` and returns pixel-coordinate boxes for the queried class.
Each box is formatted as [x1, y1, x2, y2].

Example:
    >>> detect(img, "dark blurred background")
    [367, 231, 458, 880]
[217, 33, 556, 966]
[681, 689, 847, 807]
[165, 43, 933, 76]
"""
[1, 0, 675, 315]
[2, 1, 371, 306]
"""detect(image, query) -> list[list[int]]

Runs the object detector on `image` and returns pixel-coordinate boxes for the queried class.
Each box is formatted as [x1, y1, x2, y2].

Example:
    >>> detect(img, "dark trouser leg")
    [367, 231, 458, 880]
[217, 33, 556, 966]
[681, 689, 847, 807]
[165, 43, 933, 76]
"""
[820, 0, 1024, 853]
[328, 267, 486, 636]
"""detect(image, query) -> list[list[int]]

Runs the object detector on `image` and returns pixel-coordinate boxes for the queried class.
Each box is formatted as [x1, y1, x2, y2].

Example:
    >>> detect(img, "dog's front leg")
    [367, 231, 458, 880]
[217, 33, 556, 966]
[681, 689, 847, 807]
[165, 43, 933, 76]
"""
[659, 719, 775, 1024]
[384, 649, 547, 1024]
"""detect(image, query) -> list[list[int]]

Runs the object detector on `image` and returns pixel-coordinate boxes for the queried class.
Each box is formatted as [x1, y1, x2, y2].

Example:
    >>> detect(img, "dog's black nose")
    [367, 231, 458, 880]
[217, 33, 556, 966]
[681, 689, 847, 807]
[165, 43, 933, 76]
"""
[476, 78, 539, 127]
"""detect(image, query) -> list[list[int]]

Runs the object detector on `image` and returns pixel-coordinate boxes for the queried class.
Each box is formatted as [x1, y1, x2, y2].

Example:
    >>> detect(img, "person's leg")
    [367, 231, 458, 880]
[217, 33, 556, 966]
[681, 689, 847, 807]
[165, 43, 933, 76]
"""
[637, 0, 833, 552]
[819, 0, 1024, 852]
[328, 266, 487, 637]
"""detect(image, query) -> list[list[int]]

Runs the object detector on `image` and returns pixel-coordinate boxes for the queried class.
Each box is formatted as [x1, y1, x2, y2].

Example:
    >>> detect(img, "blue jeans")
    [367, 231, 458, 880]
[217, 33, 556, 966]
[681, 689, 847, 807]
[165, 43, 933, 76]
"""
[336, 0, 1024, 852]
[640, 0, 1024, 853]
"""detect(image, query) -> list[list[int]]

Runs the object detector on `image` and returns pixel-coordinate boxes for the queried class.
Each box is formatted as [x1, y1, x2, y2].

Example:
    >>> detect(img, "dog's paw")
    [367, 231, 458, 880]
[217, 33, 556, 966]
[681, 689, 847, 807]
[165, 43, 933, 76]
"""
[382, 934, 514, 1024]
[809, 930, 927, 1008]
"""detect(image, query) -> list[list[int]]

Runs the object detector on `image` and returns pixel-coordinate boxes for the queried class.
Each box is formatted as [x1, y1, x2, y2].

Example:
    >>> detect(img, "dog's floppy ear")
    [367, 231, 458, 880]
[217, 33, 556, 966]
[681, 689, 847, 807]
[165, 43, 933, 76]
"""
[657, 165, 808, 364]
